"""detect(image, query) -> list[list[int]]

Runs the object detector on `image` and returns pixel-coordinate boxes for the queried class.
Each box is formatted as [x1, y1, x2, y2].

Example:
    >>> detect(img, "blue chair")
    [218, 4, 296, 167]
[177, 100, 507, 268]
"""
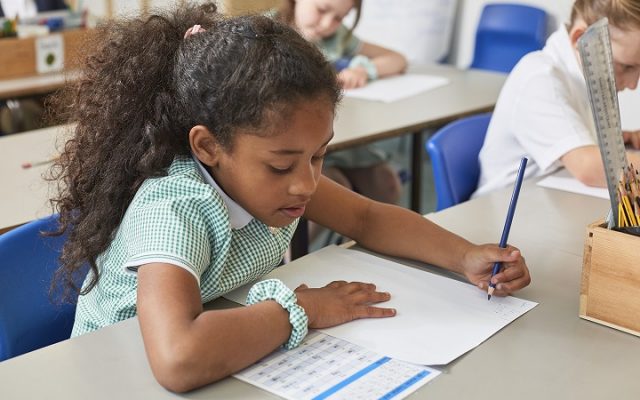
[470, 4, 547, 73]
[0, 214, 85, 361]
[426, 113, 492, 211]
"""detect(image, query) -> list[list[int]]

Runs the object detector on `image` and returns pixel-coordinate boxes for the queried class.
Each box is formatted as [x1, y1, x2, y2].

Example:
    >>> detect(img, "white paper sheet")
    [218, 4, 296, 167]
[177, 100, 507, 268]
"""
[224, 246, 537, 366]
[343, 74, 449, 103]
[234, 331, 440, 400]
[537, 172, 609, 199]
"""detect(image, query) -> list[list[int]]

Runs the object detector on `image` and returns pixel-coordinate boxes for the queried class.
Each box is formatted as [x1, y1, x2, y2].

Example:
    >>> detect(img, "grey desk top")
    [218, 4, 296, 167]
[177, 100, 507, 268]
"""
[420, 180, 638, 399]
[1, 180, 638, 399]
[0, 125, 69, 233]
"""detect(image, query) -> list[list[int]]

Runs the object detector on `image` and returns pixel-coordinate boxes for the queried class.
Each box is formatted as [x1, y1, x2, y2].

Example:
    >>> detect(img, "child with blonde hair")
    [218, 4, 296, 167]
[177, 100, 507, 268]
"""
[475, 0, 640, 197]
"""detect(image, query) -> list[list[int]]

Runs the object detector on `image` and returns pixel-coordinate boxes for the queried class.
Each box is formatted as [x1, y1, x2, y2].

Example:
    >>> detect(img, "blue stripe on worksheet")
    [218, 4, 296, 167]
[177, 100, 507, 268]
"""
[379, 370, 430, 400]
[312, 357, 391, 400]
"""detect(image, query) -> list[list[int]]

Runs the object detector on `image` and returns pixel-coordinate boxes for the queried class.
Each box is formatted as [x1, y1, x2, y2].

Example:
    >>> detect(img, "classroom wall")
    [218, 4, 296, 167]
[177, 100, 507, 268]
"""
[345, 0, 458, 64]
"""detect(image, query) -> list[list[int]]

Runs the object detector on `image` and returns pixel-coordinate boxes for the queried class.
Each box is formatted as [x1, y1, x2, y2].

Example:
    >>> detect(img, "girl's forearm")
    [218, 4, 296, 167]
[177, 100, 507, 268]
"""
[354, 202, 471, 274]
[142, 301, 290, 392]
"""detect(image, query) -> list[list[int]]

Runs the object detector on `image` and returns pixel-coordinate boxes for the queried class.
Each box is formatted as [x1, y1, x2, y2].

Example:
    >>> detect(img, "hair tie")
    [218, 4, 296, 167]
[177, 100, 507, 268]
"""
[184, 24, 205, 39]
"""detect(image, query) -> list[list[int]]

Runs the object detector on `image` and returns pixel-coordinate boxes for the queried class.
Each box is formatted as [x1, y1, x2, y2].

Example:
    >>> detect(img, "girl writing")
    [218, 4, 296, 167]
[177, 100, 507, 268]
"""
[51, 3, 530, 393]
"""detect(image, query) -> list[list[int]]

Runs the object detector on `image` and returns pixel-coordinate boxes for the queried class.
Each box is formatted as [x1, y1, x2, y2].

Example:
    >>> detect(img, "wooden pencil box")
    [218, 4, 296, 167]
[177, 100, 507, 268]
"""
[0, 28, 90, 80]
[580, 220, 640, 337]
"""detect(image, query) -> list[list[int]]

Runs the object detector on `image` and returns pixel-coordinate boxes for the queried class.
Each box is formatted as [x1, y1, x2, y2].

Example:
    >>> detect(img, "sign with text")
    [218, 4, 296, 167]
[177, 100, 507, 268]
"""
[35, 34, 64, 74]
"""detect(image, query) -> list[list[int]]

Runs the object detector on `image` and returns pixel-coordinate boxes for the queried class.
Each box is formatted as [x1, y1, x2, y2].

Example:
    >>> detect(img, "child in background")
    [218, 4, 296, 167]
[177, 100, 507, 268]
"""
[50, 3, 530, 392]
[474, 0, 640, 198]
[276, 0, 408, 206]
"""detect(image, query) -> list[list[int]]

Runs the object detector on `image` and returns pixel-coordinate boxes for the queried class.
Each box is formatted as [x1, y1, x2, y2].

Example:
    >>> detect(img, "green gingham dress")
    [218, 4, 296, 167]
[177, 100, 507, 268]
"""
[71, 156, 298, 336]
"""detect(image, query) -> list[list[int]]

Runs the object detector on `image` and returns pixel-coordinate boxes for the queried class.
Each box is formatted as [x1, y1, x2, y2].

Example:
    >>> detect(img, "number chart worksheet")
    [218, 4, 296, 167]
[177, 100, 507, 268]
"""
[234, 331, 440, 400]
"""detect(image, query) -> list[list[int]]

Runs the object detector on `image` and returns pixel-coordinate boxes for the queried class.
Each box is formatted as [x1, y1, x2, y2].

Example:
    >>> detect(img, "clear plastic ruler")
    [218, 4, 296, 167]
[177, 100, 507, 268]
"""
[577, 18, 629, 227]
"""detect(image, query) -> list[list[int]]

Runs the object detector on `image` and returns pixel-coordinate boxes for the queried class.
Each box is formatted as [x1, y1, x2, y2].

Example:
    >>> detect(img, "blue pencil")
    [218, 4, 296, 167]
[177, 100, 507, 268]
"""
[488, 157, 528, 300]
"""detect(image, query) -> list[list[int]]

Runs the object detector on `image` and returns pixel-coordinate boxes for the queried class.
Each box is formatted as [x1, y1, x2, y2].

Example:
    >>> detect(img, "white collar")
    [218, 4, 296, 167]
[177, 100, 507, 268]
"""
[192, 155, 253, 229]
[546, 26, 586, 88]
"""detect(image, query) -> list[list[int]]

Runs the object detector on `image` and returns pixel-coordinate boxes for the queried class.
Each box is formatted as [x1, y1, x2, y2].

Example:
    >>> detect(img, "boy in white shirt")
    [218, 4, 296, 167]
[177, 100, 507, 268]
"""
[474, 0, 640, 198]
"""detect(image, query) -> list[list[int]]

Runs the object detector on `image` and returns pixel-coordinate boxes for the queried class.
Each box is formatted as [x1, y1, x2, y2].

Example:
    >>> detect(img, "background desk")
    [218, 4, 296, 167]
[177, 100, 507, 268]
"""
[0, 125, 65, 234]
[0, 65, 505, 237]
[1, 181, 638, 399]
[0, 71, 78, 100]
[0, 27, 90, 99]
[333, 64, 505, 212]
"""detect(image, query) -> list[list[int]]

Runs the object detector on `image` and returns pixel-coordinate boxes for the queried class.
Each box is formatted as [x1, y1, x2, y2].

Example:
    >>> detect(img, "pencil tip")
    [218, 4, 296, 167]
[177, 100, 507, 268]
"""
[487, 294, 491, 300]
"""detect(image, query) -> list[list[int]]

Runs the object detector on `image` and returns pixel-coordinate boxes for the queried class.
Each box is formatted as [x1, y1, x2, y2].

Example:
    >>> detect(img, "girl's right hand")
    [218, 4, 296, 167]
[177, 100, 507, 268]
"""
[294, 281, 396, 329]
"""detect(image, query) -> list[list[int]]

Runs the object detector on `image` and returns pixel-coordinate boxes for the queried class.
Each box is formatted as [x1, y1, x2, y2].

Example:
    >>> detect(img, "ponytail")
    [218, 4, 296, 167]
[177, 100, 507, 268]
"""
[49, 2, 220, 297]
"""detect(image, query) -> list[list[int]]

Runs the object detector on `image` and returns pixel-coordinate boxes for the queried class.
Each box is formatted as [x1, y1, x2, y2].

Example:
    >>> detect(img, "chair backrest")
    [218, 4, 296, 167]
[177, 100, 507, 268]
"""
[426, 113, 492, 211]
[0, 214, 85, 361]
[470, 3, 547, 73]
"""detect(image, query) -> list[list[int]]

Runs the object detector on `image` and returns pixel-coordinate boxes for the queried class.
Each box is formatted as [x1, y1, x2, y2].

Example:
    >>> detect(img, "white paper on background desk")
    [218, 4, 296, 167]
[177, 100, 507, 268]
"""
[224, 246, 537, 366]
[234, 331, 440, 400]
[537, 173, 609, 199]
[343, 74, 449, 102]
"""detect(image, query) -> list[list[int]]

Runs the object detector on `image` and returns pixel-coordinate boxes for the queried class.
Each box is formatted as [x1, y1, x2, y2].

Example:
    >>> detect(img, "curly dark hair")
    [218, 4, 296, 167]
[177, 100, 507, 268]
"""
[48, 2, 341, 298]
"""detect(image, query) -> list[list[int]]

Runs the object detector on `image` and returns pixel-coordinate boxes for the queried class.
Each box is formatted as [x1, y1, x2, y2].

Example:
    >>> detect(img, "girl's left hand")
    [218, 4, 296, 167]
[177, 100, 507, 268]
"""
[337, 67, 368, 89]
[460, 244, 531, 297]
